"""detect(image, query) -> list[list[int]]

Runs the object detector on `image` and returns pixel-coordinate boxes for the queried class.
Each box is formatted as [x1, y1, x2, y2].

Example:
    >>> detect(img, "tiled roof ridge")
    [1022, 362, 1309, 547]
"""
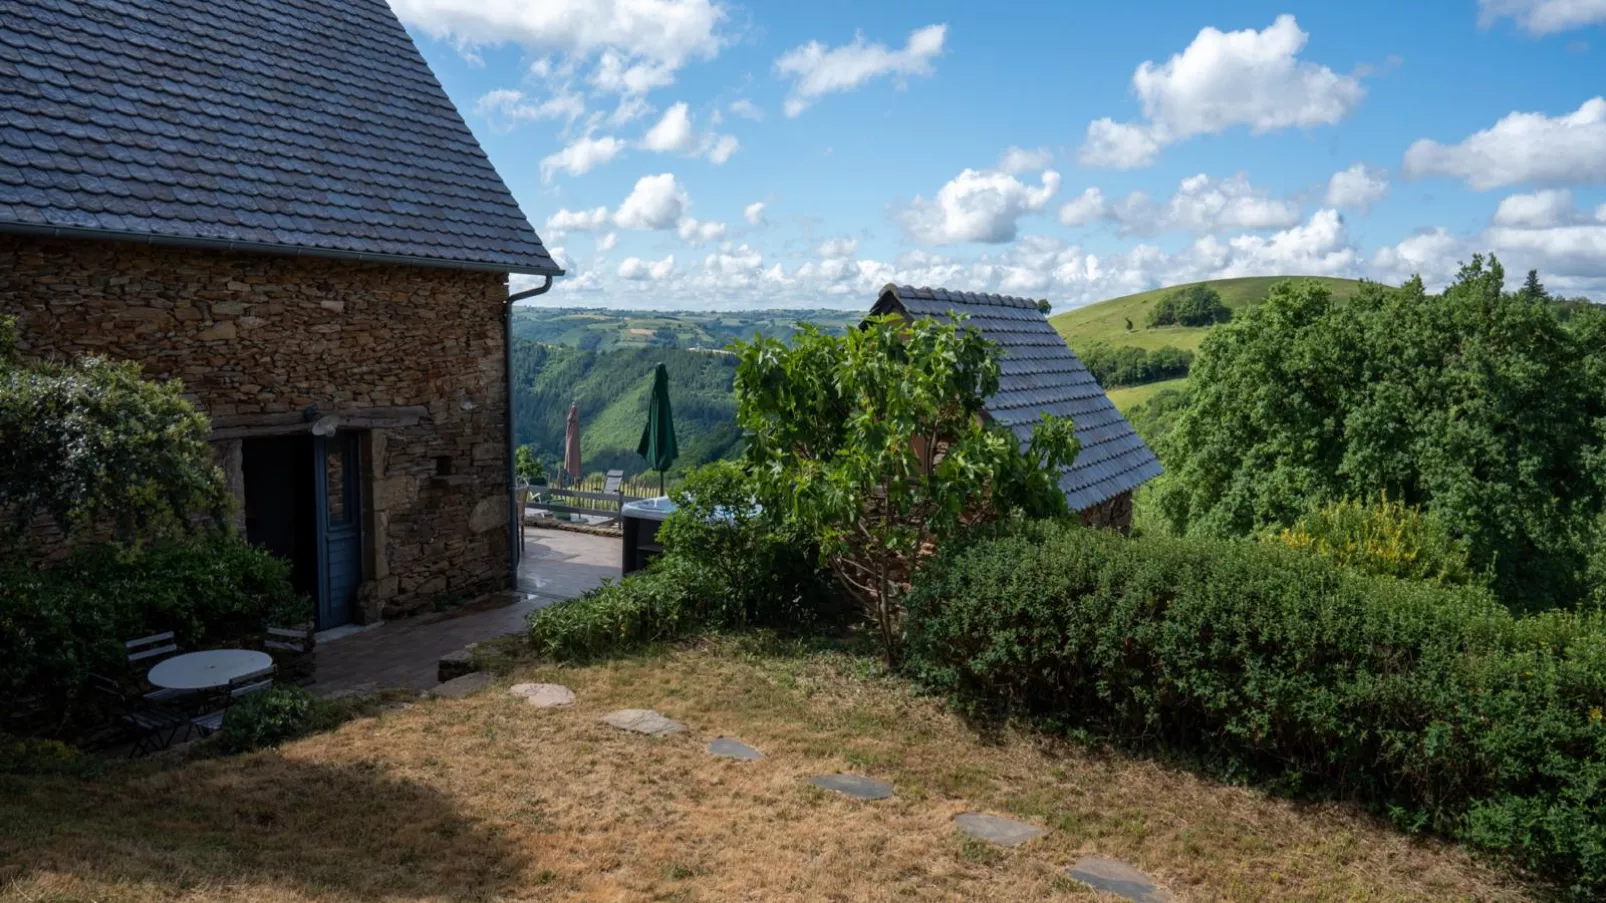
[883, 283, 1043, 311]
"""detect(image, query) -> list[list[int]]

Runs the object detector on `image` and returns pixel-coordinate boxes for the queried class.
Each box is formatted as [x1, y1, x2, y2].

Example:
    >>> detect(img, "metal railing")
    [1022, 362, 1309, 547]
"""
[519, 470, 663, 528]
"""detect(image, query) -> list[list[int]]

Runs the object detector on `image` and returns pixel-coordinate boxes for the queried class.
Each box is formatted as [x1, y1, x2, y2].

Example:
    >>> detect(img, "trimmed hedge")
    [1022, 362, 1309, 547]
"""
[903, 521, 1606, 893]
[0, 535, 309, 731]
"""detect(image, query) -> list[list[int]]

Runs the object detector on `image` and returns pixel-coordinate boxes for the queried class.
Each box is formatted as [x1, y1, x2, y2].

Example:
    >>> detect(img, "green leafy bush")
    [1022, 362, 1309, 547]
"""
[530, 463, 841, 660]
[1158, 263, 1606, 610]
[656, 462, 837, 628]
[528, 557, 712, 660]
[1146, 284, 1232, 327]
[1075, 342, 1193, 388]
[0, 735, 96, 776]
[0, 318, 228, 544]
[217, 685, 342, 754]
[0, 535, 310, 731]
[1270, 495, 1477, 585]
[904, 521, 1606, 893]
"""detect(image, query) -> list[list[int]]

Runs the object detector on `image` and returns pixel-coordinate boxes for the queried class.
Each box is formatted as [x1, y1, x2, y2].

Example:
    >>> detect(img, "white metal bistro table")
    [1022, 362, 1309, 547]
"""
[146, 649, 274, 691]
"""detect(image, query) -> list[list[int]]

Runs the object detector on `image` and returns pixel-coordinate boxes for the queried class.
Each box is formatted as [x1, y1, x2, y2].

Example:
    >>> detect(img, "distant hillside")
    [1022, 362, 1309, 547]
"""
[1051, 276, 1367, 356]
[512, 307, 860, 352]
[512, 342, 745, 479]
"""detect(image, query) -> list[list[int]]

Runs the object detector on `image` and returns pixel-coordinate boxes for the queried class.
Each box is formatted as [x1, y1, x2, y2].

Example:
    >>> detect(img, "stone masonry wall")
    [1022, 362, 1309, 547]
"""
[0, 235, 513, 618]
[1079, 490, 1134, 534]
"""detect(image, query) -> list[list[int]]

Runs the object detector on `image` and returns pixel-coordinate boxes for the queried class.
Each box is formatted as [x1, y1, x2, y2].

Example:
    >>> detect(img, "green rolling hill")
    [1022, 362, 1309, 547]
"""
[1052, 276, 1368, 411]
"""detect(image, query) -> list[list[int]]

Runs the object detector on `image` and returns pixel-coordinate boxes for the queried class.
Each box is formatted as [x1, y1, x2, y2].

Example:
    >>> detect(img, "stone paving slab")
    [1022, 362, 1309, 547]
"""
[510, 683, 575, 708]
[430, 671, 490, 699]
[707, 737, 763, 760]
[808, 774, 893, 800]
[602, 709, 687, 737]
[954, 812, 1046, 847]
[1065, 856, 1173, 902]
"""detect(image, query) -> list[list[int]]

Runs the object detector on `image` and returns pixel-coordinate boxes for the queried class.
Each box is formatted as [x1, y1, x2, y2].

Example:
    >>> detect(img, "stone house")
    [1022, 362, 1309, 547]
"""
[869, 285, 1163, 531]
[0, 0, 563, 627]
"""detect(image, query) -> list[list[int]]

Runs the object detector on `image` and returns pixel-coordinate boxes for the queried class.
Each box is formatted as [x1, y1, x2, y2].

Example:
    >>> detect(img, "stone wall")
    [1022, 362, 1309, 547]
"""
[0, 235, 513, 618]
[1079, 491, 1134, 533]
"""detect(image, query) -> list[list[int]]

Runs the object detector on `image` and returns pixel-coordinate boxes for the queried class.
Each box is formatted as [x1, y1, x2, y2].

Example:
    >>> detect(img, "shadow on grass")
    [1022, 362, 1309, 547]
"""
[0, 752, 526, 900]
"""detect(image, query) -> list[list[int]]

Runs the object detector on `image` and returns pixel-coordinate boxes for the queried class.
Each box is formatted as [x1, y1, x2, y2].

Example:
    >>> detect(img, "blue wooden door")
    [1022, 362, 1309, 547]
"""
[313, 432, 362, 629]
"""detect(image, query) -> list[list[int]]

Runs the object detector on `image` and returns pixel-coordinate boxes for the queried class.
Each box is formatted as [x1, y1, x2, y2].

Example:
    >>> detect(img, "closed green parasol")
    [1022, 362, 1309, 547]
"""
[637, 362, 679, 493]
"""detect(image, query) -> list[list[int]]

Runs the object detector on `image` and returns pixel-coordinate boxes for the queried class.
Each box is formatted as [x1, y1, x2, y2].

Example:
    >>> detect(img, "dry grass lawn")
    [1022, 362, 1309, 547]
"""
[1, 637, 1542, 902]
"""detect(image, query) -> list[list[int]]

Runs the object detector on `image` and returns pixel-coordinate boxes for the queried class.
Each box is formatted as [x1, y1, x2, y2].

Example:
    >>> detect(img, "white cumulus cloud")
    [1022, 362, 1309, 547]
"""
[614, 173, 690, 230]
[676, 217, 728, 243]
[389, 0, 726, 94]
[475, 88, 585, 127]
[1056, 174, 1299, 235]
[618, 254, 677, 281]
[596, 232, 619, 251]
[900, 167, 1062, 244]
[1478, 0, 1606, 35]
[539, 134, 626, 182]
[1325, 163, 1390, 210]
[1402, 97, 1606, 189]
[997, 146, 1055, 174]
[1077, 15, 1364, 169]
[744, 201, 767, 226]
[640, 101, 741, 163]
[817, 237, 859, 258]
[1493, 189, 1585, 227]
[546, 206, 611, 231]
[775, 24, 946, 117]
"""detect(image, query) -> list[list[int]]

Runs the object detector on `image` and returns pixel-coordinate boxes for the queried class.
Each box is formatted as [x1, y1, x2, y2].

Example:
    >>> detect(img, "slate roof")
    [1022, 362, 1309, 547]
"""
[0, 0, 562, 275]
[872, 284, 1163, 512]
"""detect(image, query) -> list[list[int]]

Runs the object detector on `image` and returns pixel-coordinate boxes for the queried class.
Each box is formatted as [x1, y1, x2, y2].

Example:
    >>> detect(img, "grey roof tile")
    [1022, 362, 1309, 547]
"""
[0, 0, 560, 274]
[873, 284, 1163, 512]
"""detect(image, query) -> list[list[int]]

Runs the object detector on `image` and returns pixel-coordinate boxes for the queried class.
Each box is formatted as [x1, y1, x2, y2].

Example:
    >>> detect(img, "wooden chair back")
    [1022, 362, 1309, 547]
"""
[125, 631, 178, 665]
[604, 470, 624, 494]
[263, 624, 314, 655]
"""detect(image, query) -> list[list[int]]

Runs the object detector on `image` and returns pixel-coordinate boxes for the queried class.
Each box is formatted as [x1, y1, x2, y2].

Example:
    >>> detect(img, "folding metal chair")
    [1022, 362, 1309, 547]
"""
[125, 631, 195, 706]
[90, 673, 188, 757]
[263, 624, 316, 686]
[190, 665, 278, 738]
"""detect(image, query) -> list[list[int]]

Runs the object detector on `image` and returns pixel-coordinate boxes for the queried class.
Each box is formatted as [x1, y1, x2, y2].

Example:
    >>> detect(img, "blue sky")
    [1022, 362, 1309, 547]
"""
[388, 0, 1606, 311]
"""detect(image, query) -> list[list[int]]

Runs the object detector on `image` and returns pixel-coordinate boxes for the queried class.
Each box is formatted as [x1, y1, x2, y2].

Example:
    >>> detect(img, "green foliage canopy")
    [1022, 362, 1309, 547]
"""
[1157, 262, 1606, 609]
[1146, 284, 1232, 328]
[732, 315, 1080, 661]
[0, 317, 228, 544]
[1075, 342, 1193, 387]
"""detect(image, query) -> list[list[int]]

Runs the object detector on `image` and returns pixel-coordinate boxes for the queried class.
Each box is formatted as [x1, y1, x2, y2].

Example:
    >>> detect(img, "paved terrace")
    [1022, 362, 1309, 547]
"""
[311, 528, 618, 695]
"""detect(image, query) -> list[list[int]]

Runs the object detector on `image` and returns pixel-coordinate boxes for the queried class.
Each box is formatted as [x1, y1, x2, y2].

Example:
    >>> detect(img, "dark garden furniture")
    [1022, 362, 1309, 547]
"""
[189, 665, 277, 738]
[90, 673, 188, 757]
[125, 630, 195, 706]
[263, 624, 316, 685]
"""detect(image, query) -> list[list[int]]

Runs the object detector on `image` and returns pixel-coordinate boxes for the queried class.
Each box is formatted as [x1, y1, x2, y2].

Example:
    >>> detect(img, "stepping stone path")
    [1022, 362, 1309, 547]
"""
[509, 683, 575, 708]
[706, 737, 763, 760]
[954, 812, 1046, 848]
[1065, 856, 1173, 903]
[808, 774, 894, 800]
[601, 709, 687, 737]
[430, 671, 490, 699]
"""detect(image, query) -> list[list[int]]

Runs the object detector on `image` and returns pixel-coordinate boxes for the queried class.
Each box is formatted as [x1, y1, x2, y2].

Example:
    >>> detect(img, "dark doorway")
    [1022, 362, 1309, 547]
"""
[242, 432, 365, 630]
[243, 436, 318, 603]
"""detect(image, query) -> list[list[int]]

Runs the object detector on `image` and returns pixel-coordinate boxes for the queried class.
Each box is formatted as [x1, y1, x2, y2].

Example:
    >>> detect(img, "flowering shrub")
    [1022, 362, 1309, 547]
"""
[1271, 495, 1476, 585]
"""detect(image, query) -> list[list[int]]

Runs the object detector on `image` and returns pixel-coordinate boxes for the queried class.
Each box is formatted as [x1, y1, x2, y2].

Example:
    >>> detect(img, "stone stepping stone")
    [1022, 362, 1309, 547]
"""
[706, 737, 763, 760]
[509, 683, 575, 708]
[808, 774, 893, 800]
[430, 671, 490, 700]
[1065, 856, 1173, 903]
[601, 709, 687, 737]
[954, 812, 1046, 847]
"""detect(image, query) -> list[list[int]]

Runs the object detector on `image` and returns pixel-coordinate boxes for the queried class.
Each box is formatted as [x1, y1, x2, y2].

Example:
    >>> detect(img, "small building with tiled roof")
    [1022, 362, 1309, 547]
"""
[0, 0, 562, 625]
[870, 284, 1163, 530]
